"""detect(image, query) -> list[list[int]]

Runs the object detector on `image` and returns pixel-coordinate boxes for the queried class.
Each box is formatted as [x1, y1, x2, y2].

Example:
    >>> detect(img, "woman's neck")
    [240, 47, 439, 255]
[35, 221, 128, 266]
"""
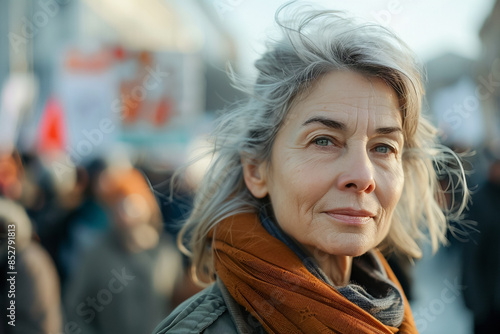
[305, 246, 353, 286]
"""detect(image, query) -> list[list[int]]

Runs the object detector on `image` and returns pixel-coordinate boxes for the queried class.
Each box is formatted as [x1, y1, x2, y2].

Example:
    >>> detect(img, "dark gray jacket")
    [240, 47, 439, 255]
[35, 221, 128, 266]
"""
[153, 278, 266, 334]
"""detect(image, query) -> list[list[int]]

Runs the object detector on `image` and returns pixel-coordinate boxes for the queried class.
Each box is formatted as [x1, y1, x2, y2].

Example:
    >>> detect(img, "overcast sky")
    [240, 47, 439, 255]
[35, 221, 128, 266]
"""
[214, 0, 495, 76]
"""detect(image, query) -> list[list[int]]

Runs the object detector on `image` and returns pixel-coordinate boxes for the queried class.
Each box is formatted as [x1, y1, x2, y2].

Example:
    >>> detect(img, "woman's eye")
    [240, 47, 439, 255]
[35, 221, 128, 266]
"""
[374, 145, 394, 154]
[314, 137, 332, 146]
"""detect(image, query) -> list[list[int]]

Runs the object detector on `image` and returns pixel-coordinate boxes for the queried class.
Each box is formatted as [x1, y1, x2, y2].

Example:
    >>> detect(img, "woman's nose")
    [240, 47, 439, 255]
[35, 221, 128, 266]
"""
[336, 147, 376, 194]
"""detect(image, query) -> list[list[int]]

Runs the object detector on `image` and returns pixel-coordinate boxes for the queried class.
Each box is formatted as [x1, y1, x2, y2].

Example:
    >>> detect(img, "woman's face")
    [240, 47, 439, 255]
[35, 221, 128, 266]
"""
[245, 70, 405, 257]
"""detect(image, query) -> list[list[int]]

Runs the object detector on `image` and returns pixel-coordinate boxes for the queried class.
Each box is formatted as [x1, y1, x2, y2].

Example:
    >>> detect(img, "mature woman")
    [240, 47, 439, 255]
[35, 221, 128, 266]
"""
[154, 4, 468, 334]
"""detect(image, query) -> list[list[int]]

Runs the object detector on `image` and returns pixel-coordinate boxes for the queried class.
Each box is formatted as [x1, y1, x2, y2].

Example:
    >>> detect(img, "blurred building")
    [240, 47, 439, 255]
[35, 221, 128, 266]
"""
[0, 1, 9, 84]
[425, 53, 484, 149]
[0, 0, 243, 168]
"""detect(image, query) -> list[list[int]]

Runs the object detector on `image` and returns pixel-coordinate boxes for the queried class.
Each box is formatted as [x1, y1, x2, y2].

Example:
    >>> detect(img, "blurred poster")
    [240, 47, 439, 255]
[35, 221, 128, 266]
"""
[56, 47, 119, 163]
[54, 45, 204, 164]
[114, 49, 204, 139]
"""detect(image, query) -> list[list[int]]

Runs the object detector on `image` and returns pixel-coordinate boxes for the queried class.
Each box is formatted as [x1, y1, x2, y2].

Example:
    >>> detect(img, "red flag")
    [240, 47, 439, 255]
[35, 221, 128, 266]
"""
[38, 97, 66, 153]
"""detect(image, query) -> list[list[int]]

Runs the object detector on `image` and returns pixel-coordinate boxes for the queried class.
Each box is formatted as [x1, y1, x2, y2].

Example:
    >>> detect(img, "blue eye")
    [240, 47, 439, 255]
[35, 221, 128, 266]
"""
[314, 137, 332, 146]
[374, 145, 394, 154]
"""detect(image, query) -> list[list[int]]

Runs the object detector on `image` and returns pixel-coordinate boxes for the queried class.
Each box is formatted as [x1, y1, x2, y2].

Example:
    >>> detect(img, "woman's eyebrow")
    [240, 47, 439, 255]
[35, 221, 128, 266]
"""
[376, 127, 403, 135]
[302, 116, 346, 130]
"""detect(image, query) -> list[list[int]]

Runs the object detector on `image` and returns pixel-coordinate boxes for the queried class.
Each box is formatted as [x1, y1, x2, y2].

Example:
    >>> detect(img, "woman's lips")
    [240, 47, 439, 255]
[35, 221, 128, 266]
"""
[325, 209, 375, 225]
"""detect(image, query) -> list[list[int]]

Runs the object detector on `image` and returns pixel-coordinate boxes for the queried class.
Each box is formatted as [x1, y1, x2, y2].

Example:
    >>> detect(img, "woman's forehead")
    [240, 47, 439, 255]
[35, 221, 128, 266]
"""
[287, 71, 402, 127]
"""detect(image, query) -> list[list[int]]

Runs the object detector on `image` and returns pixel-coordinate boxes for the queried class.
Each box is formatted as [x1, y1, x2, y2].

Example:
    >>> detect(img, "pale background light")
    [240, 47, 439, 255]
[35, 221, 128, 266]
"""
[209, 0, 495, 76]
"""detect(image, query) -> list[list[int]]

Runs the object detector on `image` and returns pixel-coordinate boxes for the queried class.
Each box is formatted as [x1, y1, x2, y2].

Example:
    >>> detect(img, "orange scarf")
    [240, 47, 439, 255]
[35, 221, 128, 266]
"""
[210, 213, 418, 334]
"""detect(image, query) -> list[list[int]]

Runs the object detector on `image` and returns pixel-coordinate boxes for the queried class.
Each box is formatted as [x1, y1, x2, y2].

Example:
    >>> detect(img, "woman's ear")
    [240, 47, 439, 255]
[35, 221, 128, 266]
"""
[242, 158, 268, 199]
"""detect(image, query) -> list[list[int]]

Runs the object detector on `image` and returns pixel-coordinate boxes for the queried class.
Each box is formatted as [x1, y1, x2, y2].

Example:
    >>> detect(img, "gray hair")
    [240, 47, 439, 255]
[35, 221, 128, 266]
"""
[177, 3, 469, 284]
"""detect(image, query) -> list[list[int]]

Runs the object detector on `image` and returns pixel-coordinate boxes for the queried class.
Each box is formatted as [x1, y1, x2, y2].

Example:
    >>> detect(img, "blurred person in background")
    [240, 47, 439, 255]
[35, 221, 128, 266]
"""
[462, 145, 500, 333]
[0, 198, 62, 334]
[21, 153, 91, 288]
[64, 166, 182, 334]
[0, 151, 23, 201]
[461, 1, 500, 332]
[137, 165, 194, 240]
[137, 165, 203, 307]
[58, 158, 110, 290]
[154, 3, 469, 334]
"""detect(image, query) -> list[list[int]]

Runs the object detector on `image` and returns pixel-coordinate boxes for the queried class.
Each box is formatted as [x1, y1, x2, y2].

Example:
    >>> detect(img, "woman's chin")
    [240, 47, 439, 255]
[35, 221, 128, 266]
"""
[328, 246, 369, 258]
[313, 238, 374, 258]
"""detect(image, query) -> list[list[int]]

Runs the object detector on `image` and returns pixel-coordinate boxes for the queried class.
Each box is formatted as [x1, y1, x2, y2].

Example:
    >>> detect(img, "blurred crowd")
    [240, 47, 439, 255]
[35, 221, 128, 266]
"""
[0, 149, 199, 334]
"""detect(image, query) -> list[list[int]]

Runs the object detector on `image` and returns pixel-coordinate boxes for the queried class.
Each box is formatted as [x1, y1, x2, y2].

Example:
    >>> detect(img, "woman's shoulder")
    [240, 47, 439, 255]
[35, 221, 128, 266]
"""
[152, 282, 237, 334]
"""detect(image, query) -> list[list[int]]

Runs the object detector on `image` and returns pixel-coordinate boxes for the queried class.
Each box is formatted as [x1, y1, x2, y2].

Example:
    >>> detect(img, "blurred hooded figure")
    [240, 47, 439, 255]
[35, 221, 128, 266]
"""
[0, 198, 62, 334]
[64, 166, 182, 334]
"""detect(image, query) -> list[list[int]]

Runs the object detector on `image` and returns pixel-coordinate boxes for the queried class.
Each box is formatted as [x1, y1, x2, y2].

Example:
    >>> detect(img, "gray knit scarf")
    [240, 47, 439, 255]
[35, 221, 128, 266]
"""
[260, 211, 405, 327]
